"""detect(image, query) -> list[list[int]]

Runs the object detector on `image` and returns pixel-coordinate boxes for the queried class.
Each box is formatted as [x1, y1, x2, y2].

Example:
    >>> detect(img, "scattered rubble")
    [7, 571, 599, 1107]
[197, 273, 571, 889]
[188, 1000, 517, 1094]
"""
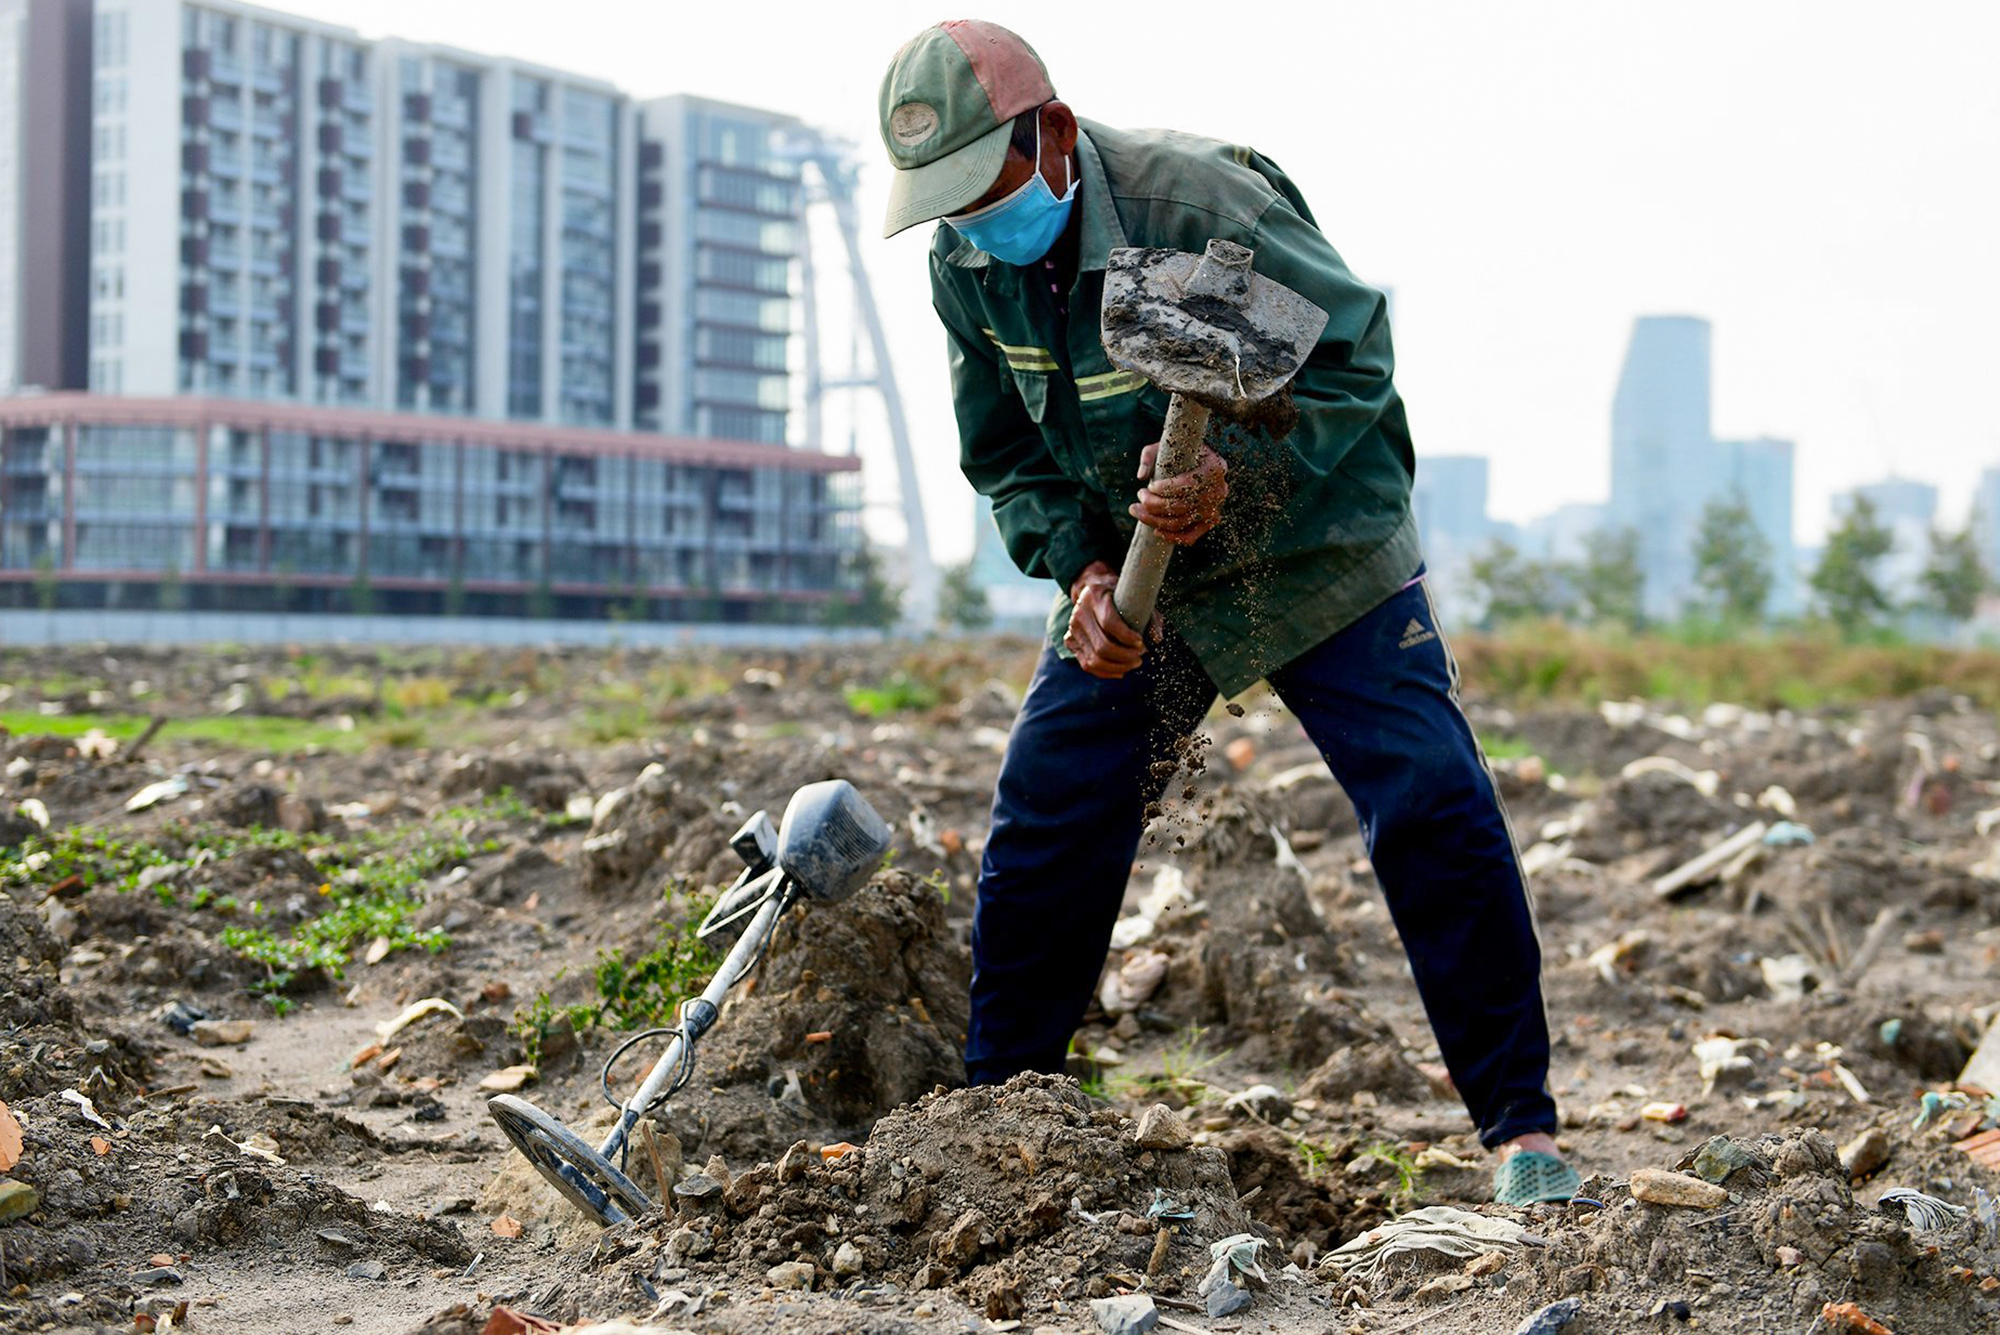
[4, 644, 2000, 1333]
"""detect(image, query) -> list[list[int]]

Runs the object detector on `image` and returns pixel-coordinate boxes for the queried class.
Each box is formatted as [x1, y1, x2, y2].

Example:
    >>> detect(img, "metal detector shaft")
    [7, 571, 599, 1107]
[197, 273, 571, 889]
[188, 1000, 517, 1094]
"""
[596, 883, 790, 1171]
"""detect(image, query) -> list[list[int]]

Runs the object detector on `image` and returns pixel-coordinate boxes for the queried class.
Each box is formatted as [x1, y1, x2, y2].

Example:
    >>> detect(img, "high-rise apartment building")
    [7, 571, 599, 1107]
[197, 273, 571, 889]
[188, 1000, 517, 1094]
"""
[634, 95, 802, 445]
[1, 0, 860, 620]
[0, 0, 92, 395]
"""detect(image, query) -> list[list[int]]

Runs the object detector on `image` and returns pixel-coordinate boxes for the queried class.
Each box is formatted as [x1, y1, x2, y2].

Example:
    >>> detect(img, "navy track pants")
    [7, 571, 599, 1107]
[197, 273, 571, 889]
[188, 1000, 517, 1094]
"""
[965, 575, 1557, 1148]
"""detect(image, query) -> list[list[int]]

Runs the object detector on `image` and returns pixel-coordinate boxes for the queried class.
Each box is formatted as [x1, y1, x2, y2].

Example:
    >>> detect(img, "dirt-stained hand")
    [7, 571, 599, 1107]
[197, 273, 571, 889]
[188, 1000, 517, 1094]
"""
[1129, 441, 1228, 546]
[1065, 560, 1162, 680]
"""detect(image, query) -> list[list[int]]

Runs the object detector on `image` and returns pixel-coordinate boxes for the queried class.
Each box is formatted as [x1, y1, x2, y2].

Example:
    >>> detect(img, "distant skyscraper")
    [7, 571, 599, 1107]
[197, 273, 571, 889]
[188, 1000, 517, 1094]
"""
[1976, 467, 2000, 577]
[1607, 315, 1715, 617]
[1715, 436, 1797, 615]
[1412, 454, 1488, 553]
[0, 0, 90, 395]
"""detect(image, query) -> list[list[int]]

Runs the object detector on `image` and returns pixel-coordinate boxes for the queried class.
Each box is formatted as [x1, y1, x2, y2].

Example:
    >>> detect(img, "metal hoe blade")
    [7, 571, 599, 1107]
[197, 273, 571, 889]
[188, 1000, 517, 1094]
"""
[1099, 241, 1328, 409]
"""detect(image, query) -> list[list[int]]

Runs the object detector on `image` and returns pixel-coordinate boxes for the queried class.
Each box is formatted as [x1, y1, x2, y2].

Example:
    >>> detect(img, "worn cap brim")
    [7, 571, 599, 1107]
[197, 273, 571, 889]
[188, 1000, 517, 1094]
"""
[881, 120, 1013, 239]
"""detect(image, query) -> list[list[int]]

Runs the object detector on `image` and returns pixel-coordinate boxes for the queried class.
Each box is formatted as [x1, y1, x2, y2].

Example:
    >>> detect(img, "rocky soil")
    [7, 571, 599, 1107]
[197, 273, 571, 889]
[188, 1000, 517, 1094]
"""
[2, 642, 1999, 1334]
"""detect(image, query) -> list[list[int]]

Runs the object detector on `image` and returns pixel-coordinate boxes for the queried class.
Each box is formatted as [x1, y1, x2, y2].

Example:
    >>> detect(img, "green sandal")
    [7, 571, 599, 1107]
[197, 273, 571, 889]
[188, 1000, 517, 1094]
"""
[1494, 1151, 1581, 1205]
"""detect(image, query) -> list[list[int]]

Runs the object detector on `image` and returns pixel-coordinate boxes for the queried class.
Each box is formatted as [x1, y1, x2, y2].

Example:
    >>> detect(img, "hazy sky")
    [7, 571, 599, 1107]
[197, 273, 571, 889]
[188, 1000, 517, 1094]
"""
[284, 0, 2000, 559]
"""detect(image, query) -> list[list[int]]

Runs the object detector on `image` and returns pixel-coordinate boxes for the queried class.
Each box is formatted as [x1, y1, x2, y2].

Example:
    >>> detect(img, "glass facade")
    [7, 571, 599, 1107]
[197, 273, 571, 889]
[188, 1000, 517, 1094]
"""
[557, 87, 617, 427]
[170, 10, 308, 401]
[0, 427, 61, 568]
[507, 75, 547, 420]
[0, 402, 856, 614]
[396, 58, 479, 414]
[635, 100, 801, 444]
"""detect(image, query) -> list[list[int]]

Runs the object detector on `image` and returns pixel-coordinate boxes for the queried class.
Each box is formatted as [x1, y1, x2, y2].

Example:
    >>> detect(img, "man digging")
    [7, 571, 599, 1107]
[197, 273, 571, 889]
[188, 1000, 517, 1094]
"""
[879, 20, 1577, 1206]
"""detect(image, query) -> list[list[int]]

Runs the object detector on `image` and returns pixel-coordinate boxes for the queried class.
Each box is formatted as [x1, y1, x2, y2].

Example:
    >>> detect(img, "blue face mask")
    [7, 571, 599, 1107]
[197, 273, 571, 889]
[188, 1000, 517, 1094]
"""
[947, 118, 1075, 266]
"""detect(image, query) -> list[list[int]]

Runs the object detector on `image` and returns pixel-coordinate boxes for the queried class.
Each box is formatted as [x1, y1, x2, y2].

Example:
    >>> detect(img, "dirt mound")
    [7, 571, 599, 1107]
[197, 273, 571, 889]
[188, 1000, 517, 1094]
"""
[439, 750, 587, 811]
[1480, 1130, 2000, 1334]
[1569, 767, 1742, 867]
[0, 893, 150, 1104]
[656, 870, 972, 1163]
[1751, 826, 1993, 926]
[581, 761, 738, 895]
[561, 1074, 1250, 1324]
[0, 1090, 471, 1332]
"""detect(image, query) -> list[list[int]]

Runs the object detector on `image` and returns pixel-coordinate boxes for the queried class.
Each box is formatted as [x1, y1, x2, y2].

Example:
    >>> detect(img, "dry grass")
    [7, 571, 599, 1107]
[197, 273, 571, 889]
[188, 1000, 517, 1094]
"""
[1452, 622, 2000, 712]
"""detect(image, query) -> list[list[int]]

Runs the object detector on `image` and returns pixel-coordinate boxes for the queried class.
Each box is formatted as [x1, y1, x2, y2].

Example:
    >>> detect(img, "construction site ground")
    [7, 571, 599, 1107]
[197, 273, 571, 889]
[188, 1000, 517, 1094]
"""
[3, 639, 1998, 1335]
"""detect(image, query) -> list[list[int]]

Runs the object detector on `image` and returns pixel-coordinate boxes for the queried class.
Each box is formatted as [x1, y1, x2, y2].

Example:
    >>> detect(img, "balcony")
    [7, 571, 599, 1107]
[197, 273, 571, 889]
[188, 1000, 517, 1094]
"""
[209, 97, 244, 131]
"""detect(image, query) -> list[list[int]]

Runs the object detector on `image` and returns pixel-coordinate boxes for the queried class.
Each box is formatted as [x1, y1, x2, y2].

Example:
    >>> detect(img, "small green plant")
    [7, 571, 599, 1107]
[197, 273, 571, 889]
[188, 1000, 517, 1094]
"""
[510, 907, 721, 1064]
[1476, 733, 1539, 762]
[1156, 1025, 1226, 1104]
[0, 827, 176, 893]
[512, 985, 594, 1068]
[211, 816, 496, 1006]
[582, 703, 653, 744]
[921, 868, 951, 905]
[1354, 1140, 1424, 1200]
[576, 913, 720, 1032]
[843, 672, 940, 717]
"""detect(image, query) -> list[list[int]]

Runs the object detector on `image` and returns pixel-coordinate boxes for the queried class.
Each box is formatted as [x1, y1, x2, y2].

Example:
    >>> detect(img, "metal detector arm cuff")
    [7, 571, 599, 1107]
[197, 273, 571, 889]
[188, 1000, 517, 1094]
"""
[1244, 196, 1402, 483]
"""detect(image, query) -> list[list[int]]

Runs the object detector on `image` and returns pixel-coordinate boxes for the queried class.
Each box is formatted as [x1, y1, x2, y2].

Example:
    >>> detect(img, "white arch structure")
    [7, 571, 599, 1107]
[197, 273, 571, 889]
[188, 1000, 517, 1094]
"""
[779, 128, 937, 630]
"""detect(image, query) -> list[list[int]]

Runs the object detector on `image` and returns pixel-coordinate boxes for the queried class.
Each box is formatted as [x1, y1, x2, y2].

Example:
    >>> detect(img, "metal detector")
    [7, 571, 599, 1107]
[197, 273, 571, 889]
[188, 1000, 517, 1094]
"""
[486, 778, 892, 1225]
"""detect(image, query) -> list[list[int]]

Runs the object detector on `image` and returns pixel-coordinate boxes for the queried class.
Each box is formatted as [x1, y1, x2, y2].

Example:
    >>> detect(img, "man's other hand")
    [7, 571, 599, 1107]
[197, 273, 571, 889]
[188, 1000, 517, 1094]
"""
[1130, 441, 1228, 546]
[1065, 560, 1160, 679]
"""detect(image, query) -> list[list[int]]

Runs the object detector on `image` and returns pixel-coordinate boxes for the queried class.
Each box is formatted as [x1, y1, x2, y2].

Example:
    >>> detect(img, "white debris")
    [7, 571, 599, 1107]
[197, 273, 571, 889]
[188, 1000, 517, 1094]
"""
[1267, 762, 1333, 791]
[1759, 786, 1800, 819]
[1098, 949, 1170, 1017]
[125, 776, 190, 812]
[1760, 955, 1819, 1003]
[375, 997, 465, 1041]
[61, 1088, 111, 1130]
[1271, 826, 1308, 882]
[1652, 822, 1768, 899]
[1620, 755, 1720, 797]
[1598, 700, 1646, 730]
[1322, 1206, 1540, 1281]
[1587, 930, 1652, 985]
[1693, 1035, 1767, 1094]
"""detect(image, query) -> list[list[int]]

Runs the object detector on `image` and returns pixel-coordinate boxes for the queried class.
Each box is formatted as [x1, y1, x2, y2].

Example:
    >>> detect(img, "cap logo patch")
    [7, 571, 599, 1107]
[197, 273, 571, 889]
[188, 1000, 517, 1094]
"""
[889, 102, 939, 147]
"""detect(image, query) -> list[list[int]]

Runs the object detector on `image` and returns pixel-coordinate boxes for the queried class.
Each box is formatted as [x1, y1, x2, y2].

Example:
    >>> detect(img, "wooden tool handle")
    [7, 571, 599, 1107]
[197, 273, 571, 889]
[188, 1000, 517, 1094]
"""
[1112, 393, 1211, 635]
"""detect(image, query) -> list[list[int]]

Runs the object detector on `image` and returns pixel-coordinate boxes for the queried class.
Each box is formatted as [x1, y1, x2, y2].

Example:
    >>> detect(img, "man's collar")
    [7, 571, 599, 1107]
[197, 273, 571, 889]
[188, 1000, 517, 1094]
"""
[941, 125, 1124, 271]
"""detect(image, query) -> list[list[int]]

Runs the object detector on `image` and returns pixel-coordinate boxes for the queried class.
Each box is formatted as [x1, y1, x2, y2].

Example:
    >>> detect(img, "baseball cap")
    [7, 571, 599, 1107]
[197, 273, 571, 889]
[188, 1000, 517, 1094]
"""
[878, 21, 1055, 239]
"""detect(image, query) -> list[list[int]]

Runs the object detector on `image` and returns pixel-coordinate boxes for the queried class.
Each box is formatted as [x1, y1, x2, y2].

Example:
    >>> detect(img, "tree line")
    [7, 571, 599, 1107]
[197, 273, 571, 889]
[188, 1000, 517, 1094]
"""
[1466, 495, 1991, 639]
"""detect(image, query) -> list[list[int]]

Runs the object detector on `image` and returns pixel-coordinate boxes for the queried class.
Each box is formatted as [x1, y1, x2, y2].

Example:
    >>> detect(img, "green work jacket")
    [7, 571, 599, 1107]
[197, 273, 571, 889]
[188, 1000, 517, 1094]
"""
[929, 119, 1422, 696]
